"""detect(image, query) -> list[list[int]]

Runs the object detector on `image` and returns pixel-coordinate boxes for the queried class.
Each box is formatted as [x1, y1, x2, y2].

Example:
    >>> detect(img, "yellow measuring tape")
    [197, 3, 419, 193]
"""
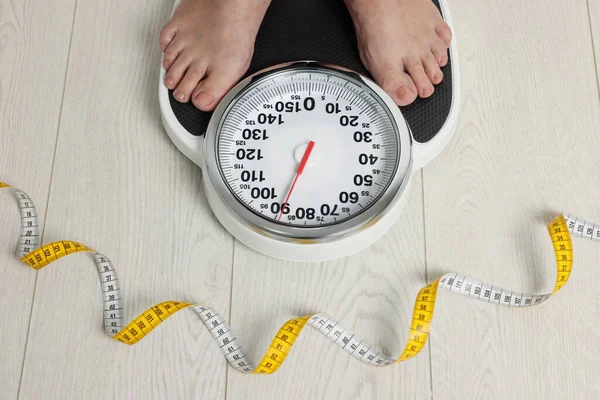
[1, 180, 593, 374]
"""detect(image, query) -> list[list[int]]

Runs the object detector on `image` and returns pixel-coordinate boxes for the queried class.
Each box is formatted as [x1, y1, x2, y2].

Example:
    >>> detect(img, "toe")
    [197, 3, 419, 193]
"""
[192, 85, 217, 111]
[191, 70, 241, 111]
[164, 54, 189, 90]
[405, 59, 434, 98]
[173, 63, 207, 103]
[392, 73, 419, 106]
[159, 22, 178, 51]
[431, 44, 448, 67]
[162, 39, 182, 72]
[435, 22, 453, 46]
[368, 64, 418, 106]
[422, 53, 443, 85]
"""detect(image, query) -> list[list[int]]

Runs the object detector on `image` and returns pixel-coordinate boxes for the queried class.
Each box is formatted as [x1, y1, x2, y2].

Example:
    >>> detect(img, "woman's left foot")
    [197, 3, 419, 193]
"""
[344, 0, 452, 106]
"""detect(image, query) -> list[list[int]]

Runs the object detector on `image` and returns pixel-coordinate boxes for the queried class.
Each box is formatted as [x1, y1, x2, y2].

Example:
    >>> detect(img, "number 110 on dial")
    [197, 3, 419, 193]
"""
[217, 70, 399, 227]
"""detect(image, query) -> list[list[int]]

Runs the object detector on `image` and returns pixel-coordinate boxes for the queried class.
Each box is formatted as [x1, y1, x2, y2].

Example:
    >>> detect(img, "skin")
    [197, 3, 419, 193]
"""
[160, 0, 452, 111]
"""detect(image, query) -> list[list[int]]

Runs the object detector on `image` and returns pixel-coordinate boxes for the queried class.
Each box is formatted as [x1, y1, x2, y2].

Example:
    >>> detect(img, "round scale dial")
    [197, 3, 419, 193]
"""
[216, 69, 400, 228]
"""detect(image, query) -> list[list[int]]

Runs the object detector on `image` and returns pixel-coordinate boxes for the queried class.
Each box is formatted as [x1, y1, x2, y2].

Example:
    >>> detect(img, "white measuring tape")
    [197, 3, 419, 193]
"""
[1, 181, 595, 374]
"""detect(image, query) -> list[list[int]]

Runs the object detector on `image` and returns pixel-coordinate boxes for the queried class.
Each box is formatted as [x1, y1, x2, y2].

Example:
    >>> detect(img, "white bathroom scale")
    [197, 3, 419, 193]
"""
[159, 0, 461, 262]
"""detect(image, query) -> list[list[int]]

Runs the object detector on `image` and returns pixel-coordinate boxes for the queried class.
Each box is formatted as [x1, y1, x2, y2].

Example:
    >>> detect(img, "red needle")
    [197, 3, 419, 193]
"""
[278, 141, 315, 221]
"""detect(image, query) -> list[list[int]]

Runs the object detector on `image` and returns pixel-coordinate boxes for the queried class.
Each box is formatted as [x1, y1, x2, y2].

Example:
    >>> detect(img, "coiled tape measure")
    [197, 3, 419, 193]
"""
[2, 181, 597, 374]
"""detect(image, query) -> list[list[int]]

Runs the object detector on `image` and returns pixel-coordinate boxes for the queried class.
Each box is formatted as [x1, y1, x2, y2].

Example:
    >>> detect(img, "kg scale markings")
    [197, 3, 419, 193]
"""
[218, 70, 398, 227]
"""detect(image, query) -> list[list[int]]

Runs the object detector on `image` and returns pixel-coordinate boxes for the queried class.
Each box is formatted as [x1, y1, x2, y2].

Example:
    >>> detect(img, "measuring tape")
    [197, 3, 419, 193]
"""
[1, 181, 596, 374]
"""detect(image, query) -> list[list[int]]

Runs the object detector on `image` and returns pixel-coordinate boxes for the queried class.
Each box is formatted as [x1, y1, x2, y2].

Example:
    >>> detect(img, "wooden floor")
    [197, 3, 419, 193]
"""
[1, 0, 599, 398]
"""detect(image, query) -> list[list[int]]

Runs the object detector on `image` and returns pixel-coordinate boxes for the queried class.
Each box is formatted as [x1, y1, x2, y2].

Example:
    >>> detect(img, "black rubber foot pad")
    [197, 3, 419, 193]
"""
[168, 0, 453, 144]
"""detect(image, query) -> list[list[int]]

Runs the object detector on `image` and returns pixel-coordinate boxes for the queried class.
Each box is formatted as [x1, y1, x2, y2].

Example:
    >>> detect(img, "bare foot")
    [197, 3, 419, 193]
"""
[344, 0, 453, 106]
[160, 0, 271, 111]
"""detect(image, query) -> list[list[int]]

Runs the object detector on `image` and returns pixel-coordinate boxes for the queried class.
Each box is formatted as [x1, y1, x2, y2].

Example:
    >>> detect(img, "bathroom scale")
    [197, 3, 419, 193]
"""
[158, 0, 461, 262]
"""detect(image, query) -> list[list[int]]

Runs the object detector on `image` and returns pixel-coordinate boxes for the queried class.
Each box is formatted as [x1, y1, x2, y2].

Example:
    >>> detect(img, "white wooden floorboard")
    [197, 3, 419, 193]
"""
[17, 2, 232, 399]
[227, 175, 431, 399]
[423, 0, 600, 398]
[0, 0, 76, 398]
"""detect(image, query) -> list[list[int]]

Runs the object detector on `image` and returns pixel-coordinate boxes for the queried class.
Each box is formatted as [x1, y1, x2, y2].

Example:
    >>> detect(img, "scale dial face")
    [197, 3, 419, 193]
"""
[215, 67, 401, 229]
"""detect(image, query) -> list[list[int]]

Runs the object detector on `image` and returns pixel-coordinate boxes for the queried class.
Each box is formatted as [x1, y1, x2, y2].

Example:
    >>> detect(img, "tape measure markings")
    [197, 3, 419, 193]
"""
[1, 181, 591, 374]
[0, 183, 41, 258]
[565, 214, 600, 241]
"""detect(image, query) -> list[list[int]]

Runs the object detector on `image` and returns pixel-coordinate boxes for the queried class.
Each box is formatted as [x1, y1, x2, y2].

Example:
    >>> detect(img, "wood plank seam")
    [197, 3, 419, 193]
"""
[420, 168, 436, 400]
[586, 0, 600, 102]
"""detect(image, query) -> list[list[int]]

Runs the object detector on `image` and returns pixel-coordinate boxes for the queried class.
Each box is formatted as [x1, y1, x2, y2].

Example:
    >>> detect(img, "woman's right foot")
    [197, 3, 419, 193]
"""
[160, 0, 271, 111]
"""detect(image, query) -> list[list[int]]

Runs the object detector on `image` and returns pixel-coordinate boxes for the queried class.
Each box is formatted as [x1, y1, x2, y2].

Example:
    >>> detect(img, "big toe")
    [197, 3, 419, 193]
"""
[393, 79, 418, 106]
[192, 70, 242, 111]
[371, 66, 418, 106]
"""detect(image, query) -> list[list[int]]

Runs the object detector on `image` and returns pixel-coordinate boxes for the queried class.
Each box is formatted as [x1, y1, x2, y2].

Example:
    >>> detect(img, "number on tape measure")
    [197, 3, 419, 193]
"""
[0, 181, 593, 374]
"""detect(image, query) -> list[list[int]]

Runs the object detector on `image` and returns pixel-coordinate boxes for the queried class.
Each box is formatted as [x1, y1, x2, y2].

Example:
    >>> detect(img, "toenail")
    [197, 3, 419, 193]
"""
[174, 91, 186, 102]
[434, 73, 443, 83]
[195, 90, 215, 106]
[165, 78, 174, 88]
[422, 86, 434, 97]
[396, 85, 414, 100]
